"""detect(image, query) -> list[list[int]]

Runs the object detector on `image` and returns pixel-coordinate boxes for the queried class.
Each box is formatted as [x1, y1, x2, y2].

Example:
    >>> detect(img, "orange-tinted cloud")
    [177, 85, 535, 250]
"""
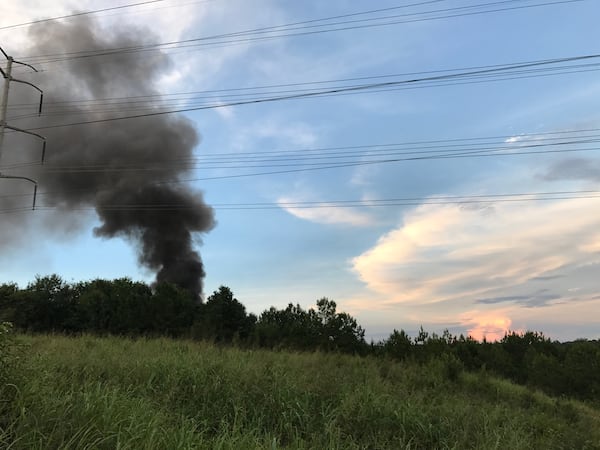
[348, 196, 600, 338]
[351, 197, 600, 306]
[460, 311, 513, 342]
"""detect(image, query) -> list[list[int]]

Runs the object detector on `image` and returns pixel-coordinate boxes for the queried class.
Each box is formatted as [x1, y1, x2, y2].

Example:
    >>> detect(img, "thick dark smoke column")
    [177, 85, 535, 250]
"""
[95, 186, 213, 297]
[15, 18, 216, 297]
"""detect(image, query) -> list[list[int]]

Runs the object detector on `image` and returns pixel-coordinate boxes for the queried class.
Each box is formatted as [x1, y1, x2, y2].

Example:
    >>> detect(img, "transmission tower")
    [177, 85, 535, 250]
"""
[0, 45, 45, 209]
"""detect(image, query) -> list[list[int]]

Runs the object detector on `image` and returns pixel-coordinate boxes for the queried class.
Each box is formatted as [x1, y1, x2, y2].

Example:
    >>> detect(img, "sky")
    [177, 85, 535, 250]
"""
[1, 0, 599, 342]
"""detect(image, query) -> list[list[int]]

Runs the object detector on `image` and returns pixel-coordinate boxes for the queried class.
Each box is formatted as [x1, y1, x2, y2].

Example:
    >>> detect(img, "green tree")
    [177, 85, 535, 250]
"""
[500, 331, 552, 383]
[383, 329, 413, 360]
[75, 278, 154, 334]
[562, 340, 600, 398]
[454, 334, 485, 370]
[255, 303, 320, 350]
[198, 286, 254, 343]
[150, 282, 197, 336]
[76, 279, 111, 332]
[316, 298, 365, 353]
[0, 283, 18, 323]
[14, 275, 75, 332]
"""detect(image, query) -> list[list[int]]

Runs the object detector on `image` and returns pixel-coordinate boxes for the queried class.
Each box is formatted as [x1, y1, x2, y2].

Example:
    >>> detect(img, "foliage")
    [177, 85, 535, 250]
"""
[195, 286, 256, 343]
[1, 334, 599, 449]
[383, 329, 412, 360]
[316, 298, 366, 353]
[255, 298, 366, 353]
[150, 282, 197, 336]
[0, 322, 16, 386]
[0, 321, 21, 434]
[1, 275, 599, 403]
[0, 275, 195, 337]
[380, 327, 600, 402]
[255, 303, 321, 351]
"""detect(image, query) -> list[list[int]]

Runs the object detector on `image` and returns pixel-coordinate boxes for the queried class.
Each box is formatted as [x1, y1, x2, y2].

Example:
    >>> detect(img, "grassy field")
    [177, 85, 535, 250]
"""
[1, 335, 599, 449]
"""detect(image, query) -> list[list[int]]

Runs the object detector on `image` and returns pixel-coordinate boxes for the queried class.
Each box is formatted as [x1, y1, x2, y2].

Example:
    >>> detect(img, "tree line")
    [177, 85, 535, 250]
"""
[0, 276, 365, 353]
[0, 275, 598, 402]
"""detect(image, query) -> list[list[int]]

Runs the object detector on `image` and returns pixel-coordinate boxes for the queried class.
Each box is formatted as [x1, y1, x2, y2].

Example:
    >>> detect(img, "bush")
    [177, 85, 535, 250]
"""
[441, 352, 464, 382]
[0, 322, 16, 386]
[0, 321, 20, 433]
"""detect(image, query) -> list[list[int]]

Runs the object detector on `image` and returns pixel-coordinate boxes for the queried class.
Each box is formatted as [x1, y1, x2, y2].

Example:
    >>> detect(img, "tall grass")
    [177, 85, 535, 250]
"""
[1, 334, 599, 449]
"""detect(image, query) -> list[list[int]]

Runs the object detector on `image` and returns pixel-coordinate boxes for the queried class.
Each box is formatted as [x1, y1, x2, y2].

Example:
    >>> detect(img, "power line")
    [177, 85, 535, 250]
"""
[215, 189, 600, 207]
[8, 58, 600, 122]
[12, 0, 484, 62]
[4, 128, 600, 171]
[15, 53, 600, 132]
[9, 65, 600, 122]
[171, 146, 600, 183]
[6, 123, 599, 166]
[16, 0, 585, 66]
[3, 134, 600, 174]
[0, 0, 169, 31]
[1, 127, 599, 203]
[10, 60, 599, 112]
[2, 189, 600, 215]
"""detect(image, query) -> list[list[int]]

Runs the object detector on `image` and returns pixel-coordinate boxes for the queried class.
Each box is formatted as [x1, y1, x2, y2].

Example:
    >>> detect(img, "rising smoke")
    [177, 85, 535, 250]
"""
[2, 17, 215, 298]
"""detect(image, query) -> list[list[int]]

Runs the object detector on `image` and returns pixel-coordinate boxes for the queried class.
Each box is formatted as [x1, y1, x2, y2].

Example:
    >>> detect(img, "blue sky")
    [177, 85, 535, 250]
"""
[1, 0, 599, 341]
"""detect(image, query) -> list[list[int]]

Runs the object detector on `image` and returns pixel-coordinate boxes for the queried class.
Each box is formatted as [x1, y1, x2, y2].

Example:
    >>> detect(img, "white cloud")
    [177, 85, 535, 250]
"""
[504, 135, 523, 143]
[212, 102, 236, 121]
[344, 195, 600, 340]
[352, 197, 600, 307]
[277, 195, 374, 227]
[232, 118, 319, 151]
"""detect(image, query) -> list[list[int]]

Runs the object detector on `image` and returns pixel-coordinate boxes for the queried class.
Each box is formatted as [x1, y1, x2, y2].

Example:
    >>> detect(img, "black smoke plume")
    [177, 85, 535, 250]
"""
[3, 17, 215, 298]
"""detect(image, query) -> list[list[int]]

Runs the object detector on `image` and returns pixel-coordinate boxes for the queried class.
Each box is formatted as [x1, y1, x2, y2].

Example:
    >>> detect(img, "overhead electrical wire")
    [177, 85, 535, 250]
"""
[3, 133, 600, 174]
[0, 0, 442, 34]
[0, 0, 224, 32]
[208, 190, 600, 209]
[1, 48, 595, 212]
[0, 0, 170, 31]
[10, 53, 599, 131]
[14, 0, 585, 66]
[6, 0, 449, 73]
[0, 3, 596, 209]
[8, 66, 600, 122]
[1, 128, 599, 204]
[1, 189, 600, 215]
[13, 0, 504, 63]
[7, 58, 600, 122]
[169, 146, 600, 184]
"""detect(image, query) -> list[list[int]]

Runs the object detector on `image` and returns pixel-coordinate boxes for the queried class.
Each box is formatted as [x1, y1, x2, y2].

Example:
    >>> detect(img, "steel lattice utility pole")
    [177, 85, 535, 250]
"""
[0, 45, 45, 209]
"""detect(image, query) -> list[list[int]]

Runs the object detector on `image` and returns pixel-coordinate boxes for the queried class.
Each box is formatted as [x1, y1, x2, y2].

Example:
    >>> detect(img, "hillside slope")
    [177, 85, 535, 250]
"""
[1, 335, 599, 449]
